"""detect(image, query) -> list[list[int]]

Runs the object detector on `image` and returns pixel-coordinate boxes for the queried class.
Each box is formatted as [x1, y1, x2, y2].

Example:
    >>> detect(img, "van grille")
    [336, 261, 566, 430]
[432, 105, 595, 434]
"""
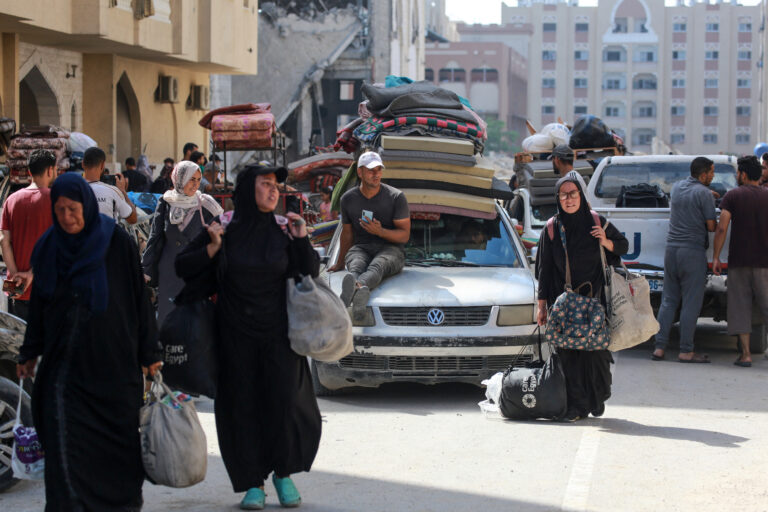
[379, 307, 491, 326]
[338, 354, 532, 375]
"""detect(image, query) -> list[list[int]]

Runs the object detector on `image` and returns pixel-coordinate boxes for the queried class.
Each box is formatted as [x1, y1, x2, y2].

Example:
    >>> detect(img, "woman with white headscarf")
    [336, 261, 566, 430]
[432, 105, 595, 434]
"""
[142, 160, 223, 324]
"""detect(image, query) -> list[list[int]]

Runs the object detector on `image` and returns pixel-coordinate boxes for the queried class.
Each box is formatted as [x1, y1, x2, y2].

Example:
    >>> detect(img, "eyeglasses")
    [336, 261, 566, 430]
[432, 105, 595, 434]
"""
[558, 190, 580, 201]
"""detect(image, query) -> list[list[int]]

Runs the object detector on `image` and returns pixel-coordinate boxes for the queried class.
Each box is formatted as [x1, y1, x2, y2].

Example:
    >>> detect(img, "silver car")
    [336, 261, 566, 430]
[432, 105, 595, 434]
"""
[313, 203, 539, 395]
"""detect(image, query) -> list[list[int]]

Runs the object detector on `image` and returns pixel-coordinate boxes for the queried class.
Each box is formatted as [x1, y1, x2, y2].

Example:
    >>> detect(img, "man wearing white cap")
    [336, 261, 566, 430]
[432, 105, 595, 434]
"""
[329, 151, 411, 320]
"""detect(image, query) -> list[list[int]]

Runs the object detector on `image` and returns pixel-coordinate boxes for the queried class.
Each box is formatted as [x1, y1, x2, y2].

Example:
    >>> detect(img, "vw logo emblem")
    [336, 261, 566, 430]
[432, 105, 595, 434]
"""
[426, 308, 445, 326]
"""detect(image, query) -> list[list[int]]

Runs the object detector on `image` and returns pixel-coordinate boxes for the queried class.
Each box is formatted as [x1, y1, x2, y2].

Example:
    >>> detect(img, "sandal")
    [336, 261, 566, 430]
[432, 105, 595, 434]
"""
[678, 354, 710, 363]
[651, 352, 664, 361]
[734, 359, 752, 368]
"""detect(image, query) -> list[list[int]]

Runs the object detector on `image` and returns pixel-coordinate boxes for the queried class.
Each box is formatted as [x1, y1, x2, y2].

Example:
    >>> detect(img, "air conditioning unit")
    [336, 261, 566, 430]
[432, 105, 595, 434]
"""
[192, 85, 210, 110]
[159, 76, 179, 103]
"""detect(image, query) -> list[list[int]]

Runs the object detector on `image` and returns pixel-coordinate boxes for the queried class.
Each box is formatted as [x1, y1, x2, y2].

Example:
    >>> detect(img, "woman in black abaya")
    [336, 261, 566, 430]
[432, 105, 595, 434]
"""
[176, 165, 321, 510]
[536, 174, 628, 422]
[16, 173, 162, 511]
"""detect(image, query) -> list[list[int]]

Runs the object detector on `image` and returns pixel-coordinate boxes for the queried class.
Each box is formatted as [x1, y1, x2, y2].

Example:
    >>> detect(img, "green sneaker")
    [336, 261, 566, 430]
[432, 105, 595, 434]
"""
[272, 474, 302, 508]
[240, 487, 266, 510]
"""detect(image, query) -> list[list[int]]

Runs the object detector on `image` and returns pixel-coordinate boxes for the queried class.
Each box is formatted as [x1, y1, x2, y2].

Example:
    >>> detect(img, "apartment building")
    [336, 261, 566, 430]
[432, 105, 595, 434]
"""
[0, 0, 258, 167]
[425, 41, 528, 143]
[498, 0, 761, 154]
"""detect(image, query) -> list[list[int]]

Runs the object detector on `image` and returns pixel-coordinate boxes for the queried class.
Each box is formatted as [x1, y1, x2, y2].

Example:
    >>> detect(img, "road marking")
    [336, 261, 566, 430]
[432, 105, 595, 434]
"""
[560, 352, 618, 511]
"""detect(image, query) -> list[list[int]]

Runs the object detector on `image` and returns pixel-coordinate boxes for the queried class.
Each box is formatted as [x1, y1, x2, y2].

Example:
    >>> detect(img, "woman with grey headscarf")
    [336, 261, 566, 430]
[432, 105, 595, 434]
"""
[142, 160, 223, 325]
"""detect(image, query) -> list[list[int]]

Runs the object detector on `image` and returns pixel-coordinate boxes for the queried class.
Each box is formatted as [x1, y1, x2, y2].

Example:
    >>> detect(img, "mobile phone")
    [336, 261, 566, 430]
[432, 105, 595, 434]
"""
[2, 279, 23, 295]
[362, 210, 373, 223]
[101, 174, 117, 186]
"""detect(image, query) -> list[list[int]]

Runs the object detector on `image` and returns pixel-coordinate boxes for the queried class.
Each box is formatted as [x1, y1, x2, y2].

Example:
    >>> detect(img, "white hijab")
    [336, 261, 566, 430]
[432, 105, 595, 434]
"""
[163, 161, 223, 229]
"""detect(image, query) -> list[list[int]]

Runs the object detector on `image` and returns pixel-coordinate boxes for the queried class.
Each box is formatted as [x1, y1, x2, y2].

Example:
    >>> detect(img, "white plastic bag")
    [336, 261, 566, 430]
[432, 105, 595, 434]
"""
[287, 275, 353, 362]
[477, 372, 504, 415]
[11, 378, 44, 480]
[139, 371, 207, 488]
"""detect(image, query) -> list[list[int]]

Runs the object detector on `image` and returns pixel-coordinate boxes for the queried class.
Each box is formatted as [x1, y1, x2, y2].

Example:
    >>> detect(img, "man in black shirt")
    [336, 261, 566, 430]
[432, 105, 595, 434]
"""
[122, 157, 149, 192]
[150, 157, 174, 194]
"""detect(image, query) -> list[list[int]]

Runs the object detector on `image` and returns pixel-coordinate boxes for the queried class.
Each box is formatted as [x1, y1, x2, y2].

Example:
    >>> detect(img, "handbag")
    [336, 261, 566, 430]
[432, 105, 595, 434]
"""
[286, 274, 353, 362]
[499, 327, 568, 420]
[11, 378, 44, 480]
[600, 250, 659, 351]
[139, 371, 207, 488]
[545, 220, 610, 351]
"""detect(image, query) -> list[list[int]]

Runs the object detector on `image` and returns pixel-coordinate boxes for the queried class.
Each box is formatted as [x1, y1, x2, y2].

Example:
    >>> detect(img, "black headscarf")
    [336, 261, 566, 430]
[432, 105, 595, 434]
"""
[30, 173, 116, 313]
[554, 175, 603, 294]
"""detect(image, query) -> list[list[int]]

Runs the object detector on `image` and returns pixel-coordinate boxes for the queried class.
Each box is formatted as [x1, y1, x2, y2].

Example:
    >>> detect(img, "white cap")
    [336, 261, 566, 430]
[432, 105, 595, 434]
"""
[357, 151, 384, 169]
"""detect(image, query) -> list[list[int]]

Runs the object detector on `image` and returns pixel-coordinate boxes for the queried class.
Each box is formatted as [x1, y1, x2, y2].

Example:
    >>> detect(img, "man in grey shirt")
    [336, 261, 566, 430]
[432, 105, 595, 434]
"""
[329, 151, 411, 321]
[652, 157, 717, 363]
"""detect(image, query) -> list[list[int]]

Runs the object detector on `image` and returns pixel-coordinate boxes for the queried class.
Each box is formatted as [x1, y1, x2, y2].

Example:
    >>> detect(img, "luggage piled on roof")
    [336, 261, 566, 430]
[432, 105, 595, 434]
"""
[287, 151, 353, 193]
[199, 103, 275, 151]
[6, 125, 71, 185]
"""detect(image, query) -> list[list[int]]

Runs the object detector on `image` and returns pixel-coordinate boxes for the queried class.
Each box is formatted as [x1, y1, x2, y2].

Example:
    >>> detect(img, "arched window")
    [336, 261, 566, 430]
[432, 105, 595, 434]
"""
[439, 67, 465, 82]
[633, 74, 657, 90]
[471, 67, 498, 82]
[425, 68, 434, 82]
[603, 102, 625, 118]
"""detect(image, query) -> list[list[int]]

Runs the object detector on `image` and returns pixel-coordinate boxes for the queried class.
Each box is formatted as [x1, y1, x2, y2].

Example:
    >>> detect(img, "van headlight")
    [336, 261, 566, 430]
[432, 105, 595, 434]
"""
[350, 307, 376, 327]
[497, 305, 535, 326]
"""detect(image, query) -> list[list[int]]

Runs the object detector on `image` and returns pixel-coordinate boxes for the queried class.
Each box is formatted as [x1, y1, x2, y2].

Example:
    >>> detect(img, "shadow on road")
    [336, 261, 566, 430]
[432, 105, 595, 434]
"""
[595, 418, 748, 448]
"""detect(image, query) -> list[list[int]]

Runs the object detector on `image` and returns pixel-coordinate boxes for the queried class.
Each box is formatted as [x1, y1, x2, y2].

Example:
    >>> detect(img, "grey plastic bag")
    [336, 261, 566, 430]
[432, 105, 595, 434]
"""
[139, 371, 207, 488]
[287, 274, 353, 362]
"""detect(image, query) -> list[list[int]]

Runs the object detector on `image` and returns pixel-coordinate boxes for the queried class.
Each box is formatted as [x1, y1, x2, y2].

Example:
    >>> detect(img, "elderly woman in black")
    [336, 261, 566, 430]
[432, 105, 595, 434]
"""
[16, 173, 161, 510]
[536, 173, 629, 422]
[176, 164, 321, 510]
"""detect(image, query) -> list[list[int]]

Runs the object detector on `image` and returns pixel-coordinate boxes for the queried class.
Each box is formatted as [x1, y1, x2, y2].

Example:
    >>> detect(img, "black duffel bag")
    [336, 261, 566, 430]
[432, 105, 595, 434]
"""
[615, 183, 669, 208]
[499, 327, 568, 421]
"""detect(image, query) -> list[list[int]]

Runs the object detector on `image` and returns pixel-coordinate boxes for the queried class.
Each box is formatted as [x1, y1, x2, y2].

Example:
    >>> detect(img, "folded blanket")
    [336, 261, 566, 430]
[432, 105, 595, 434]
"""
[362, 81, 460, 111]
[199, 103, 271, 129]
[212, 129, 273, 143]
[354, 116, 485, 154]
[380, 149, 476, 167]
[211, 113, 275, 132]
[10, 137, 67, 150]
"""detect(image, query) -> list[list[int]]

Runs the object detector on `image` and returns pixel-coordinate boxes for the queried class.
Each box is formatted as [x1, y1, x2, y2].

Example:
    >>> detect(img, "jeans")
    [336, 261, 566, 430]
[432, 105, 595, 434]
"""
[654, 246, 707, 353]
[345, 243, 405, 290]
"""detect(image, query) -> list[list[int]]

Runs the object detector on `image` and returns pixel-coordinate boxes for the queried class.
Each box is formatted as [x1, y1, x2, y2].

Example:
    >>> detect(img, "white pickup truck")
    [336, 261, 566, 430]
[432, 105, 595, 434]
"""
[585, 154, 766, 353]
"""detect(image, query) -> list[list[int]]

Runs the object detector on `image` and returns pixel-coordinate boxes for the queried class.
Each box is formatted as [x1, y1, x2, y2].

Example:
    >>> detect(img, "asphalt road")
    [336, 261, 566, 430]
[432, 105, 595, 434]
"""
[3, 321, 767, 512]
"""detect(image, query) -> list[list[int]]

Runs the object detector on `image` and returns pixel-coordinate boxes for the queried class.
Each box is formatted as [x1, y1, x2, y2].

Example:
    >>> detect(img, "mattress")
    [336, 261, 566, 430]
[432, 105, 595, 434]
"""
[408, 203, 497, 220]
[380, 135, 475, 156]
[211, 113, 275, 132]
[379, 148, 476, 167]
[385, 176, 513, 201]
[382, 161, 495, 179]
[401, 189, 496, 215]
[212, 129, 273, 144]
[384, 169, 492, 189]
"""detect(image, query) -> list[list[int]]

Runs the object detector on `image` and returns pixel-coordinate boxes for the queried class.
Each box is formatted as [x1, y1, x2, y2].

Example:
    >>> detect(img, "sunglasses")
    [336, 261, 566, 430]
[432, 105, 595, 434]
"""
[558, 190, 580, 201]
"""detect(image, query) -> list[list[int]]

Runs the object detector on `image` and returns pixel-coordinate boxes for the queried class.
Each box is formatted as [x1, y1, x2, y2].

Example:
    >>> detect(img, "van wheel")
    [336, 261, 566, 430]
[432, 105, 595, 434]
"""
[310, 360, 343, 397]
[0, 377, 32, 493]
[750, 324, 767, 354]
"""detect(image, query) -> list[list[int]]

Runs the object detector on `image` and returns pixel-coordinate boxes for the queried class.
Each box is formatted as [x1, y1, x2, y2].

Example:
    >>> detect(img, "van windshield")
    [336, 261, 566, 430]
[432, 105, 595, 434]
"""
[404, 213, 522, 268]
[594, 161, 737, 199]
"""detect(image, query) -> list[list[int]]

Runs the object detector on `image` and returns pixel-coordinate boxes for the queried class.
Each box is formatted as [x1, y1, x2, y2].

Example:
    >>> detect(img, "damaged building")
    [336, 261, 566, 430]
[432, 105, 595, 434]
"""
[210, 0, 426, 167]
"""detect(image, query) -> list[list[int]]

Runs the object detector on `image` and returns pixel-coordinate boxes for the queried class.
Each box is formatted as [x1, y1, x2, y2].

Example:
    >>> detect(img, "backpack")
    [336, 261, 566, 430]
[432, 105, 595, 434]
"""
[614, 183, 668, 208]
[545, 210, 602, 241]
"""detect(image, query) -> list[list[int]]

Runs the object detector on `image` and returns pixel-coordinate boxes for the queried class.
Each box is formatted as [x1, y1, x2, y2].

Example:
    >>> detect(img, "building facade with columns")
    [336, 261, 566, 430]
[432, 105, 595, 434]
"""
[499, 0, 761, 155]
[0, 0, 258, 169]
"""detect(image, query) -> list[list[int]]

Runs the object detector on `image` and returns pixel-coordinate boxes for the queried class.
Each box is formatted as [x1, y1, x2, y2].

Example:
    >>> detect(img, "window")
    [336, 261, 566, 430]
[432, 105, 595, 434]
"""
[703, 134, 718, 144]
[736, 106, 751, 116]
[671, 106, 685, 116]
[543, 22, 556, 32]
[471, 68, 498, 82]
[575, 23, 589, 32]
[613, 17, 628, 33]
[670, 134, 685, 144]
[604, 48, 625, 62]
[673, 23, 687, 32]
[542, 105, 555, 114]
[574, 50, 589, 61]
[672, 78, 686, 88]
[542, 50, 557, 61]
[574, 78, 587, 88]
[633, 130, 655, 146]
[604, 77, 625, 90]
[705, 51, 719, 60]
[425, 68, 434, 81]
[439, 68, 465, 82]
[634, 19, 648, 33]
[737, 78, 751, 88]
[604, 106, 621, 117]
[634, 48, 657, 62]
[703, 106, 719, 116]
[704, 78, 718, 88]
[574, 106, 588, 115]
[339, 81, 355, 100]
[739, 23, 752, 33]
[542, 78, 556, 88]
[633, 76, 657, 90]
[706, 23, 719, 32]
[738, 50, 752, 60]
[672, 50, 686, 61]
[594, 161, 737, 199]
[736, 133, 750, 144]
[636, 104, 656, 118]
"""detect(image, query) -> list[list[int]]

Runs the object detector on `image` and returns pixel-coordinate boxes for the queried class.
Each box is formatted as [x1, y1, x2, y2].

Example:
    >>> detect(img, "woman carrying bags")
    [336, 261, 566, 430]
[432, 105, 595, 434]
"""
[16, 173, 162, 510]
[142, 160, 223, 325]
[175, 164, 322, 510]
[536, 173, 628, 422]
